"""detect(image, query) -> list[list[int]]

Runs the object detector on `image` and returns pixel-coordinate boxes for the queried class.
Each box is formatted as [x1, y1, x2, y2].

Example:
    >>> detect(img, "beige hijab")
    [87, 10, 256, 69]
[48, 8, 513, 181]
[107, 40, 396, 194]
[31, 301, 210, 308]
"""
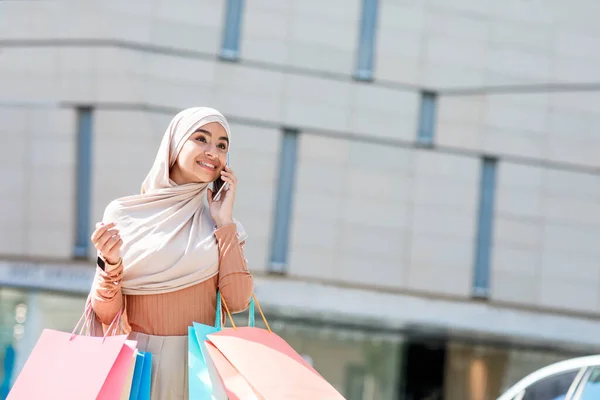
[101, 107, 247, 295]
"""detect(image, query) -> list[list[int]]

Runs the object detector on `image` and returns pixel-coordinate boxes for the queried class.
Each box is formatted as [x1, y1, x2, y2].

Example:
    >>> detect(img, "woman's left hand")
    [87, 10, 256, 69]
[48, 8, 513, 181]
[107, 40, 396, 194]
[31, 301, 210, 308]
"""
[208, 165, 237, 227]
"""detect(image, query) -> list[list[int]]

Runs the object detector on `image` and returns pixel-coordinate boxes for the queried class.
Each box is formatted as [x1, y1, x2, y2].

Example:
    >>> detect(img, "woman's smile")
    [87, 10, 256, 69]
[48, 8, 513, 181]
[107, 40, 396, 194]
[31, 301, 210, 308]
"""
[197, 160, 216, 171]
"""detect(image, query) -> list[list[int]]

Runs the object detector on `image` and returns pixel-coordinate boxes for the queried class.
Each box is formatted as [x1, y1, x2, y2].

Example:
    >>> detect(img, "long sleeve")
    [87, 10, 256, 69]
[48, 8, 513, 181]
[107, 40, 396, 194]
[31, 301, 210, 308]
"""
[215, 223, 254, 313]
[90, 260, 124, 325]
[87, 225, 254, 336]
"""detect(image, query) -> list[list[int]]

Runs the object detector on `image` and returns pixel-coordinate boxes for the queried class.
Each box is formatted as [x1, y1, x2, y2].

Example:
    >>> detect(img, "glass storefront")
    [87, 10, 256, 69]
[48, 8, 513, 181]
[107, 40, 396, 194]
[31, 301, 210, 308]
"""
[231, 314, 403, 400]
[0, 286, 589, 400]
[274, 324, 401, 399]
[443, 340, 583, 400]
[0, 287, 86, 398]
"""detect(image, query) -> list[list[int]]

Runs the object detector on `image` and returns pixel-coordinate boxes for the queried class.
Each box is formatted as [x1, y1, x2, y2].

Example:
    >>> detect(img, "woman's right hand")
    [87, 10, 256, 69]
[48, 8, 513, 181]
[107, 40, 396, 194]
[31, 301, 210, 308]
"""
[91, 222, 122, 265]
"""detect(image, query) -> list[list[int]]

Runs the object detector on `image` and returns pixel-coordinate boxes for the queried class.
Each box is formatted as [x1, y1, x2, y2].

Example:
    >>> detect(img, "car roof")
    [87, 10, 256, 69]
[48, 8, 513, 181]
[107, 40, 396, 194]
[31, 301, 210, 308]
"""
[497, 354, 600, 400]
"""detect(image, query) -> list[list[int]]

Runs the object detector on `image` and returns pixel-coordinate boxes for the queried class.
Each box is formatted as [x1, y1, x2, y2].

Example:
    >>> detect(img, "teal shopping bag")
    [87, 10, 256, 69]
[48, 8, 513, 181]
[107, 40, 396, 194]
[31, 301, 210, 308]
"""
[128, 351, 152, 400]
[188, 291, 229, 400]
[188, 291, 256, 399]
[188, 324, 222, 399]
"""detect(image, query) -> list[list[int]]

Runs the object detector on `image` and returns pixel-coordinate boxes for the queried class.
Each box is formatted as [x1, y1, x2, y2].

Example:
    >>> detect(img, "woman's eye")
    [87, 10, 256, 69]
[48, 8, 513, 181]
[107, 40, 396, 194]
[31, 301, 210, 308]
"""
[218, 143, 227, 150]
[196, 136, 207, 142]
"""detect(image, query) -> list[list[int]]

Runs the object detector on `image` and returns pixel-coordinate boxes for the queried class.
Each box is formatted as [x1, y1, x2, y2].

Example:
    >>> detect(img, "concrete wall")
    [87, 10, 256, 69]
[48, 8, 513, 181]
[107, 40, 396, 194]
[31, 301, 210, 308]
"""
[2, 0, 600, 318]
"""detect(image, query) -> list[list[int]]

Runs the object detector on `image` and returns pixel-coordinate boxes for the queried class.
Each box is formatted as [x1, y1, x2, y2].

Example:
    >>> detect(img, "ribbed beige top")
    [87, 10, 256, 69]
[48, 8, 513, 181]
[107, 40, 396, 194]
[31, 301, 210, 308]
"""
[91, 224, 254, 336]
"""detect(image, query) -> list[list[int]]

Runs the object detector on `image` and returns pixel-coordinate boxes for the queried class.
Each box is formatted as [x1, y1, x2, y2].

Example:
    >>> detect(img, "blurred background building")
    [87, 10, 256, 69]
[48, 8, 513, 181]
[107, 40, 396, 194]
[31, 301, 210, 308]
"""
[2, 1, 600, 399]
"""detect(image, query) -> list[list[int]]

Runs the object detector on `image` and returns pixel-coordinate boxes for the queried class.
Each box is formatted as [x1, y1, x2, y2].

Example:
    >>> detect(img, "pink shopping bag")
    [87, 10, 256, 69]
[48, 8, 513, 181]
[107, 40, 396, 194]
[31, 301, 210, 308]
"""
[208, 328, 344, 400]
[8, 305, 138, 399]
[204, 341, 260, 399]
[205, 294, 345, 400]
[101, 339, 138, 400]
[8, 330, 136, 399]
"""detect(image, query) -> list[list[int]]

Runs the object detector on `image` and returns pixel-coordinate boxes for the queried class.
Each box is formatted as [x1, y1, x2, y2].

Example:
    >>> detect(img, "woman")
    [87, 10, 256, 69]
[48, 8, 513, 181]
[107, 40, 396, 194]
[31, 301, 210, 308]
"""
[88, 107, 253, 399]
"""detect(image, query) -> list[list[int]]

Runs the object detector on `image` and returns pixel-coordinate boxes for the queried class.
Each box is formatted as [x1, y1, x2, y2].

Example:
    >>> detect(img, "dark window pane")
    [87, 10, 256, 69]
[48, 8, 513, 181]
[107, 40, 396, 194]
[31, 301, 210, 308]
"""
[522, 369, 578, 400]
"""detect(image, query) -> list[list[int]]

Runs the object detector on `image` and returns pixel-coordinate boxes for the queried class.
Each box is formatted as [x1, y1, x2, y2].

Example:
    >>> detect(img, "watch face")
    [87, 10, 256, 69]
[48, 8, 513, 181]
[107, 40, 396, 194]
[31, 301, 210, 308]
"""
[97, 256, 106, 271]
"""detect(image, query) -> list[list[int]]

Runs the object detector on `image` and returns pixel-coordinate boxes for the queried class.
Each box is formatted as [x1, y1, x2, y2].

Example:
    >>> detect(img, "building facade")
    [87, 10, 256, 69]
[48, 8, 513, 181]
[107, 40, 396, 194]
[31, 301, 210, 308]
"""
[2, 0, 600, 398]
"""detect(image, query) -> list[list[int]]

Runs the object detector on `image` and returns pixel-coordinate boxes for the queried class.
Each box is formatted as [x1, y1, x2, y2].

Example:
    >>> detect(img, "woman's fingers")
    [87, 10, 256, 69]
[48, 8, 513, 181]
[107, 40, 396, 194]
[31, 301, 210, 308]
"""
[90, 222, 115, 243]
[220, 169, 237, 189]
[100, 232, 122, 264]
[105, 235, 123, 253]
[90, 222, 122, 265]
[221, 168, 237, 183]
[96, 229, 119, 250]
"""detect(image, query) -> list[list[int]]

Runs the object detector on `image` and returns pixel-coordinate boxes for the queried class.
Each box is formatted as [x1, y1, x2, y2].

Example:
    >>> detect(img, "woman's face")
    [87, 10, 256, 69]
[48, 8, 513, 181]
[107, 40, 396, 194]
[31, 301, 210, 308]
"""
[170, 122, 229, 185]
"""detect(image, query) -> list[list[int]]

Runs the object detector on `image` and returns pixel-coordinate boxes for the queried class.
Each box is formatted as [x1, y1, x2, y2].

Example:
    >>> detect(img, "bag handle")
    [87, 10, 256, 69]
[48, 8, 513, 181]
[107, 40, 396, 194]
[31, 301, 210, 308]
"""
[70, 301, 122, 342]
[215, 291, 271, 333]
[71, 302, 93, 339]
[250, 293, 271, 333]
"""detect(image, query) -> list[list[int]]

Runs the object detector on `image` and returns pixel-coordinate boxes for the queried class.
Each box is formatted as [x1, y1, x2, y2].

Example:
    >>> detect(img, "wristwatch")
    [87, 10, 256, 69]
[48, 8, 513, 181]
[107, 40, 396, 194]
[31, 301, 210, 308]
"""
[97, 256, 122, 272]
[97, 256, 106, 271]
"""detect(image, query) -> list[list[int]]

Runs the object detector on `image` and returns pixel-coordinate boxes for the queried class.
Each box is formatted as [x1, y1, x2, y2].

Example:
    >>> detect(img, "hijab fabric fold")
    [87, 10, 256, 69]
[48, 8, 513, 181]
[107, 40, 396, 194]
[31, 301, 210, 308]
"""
[101, 107, 247, 296]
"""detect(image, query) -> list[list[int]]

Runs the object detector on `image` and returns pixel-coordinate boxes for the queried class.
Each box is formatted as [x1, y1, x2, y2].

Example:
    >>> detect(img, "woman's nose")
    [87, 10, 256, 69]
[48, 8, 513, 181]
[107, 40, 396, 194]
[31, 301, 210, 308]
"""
[204, 144, 217, 158]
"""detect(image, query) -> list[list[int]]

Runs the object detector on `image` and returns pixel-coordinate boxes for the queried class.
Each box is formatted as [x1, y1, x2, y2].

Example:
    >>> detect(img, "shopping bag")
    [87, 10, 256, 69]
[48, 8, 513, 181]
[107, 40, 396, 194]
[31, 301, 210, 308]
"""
[106, 340, 138, 400]
[206, 294, 345, 400]
[8, 331, 137, 399]
[8, 306, 138, 400]
[138, 351, 152, 399]
[129, 351, 145, 400]
[129, 351, 152, 400]
[203, 341, 259, 399]
[189, 325, 229, 400]
[188, 291, 228, 400]
[200, 291, 259, 399]
[0, 344, 15, 399]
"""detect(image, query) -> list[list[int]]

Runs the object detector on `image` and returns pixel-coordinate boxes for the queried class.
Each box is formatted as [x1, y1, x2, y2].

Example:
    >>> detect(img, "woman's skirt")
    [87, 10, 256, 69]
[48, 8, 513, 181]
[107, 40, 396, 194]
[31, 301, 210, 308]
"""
[129, 331, 188, 400]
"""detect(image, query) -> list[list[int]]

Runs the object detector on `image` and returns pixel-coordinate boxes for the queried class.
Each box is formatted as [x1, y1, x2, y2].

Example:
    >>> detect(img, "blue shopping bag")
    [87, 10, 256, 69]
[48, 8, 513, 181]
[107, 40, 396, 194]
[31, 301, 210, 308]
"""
[138, 352, 152, 399]
[128, 351, 152, 400]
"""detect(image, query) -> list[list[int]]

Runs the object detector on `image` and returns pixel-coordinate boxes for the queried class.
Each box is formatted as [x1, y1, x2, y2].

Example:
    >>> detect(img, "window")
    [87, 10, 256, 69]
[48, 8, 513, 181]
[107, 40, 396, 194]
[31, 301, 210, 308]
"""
[344, 365, 367, 400]
[354, 0, 379, 81]
[73, 107, 94, 258]
[417, 92, 437, 146]
[220, 0, 245, 61]
[521, 369, 579, 400]
[269, 129, 299, 273]
[579, 366, 600, 399]
[472, 157, 497, 298]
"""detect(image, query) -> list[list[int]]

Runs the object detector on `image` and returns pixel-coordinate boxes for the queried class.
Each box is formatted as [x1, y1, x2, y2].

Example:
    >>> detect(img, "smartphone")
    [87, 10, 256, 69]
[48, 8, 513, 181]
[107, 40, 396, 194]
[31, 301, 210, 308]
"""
[212, 176, 226, 200]
[212, 154, 230, 201]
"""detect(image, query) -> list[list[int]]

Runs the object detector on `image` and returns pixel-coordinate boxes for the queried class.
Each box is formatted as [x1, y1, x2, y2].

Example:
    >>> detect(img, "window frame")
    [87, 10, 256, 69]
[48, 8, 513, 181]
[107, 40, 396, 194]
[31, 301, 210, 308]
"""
[354, 0, 379, 81]
[268, 128, 299, 273]
[472, 157, 497, 298]
[416, 91, 437, 146]
[73, 106, 94, 259]
[220, 0, 245, 61]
